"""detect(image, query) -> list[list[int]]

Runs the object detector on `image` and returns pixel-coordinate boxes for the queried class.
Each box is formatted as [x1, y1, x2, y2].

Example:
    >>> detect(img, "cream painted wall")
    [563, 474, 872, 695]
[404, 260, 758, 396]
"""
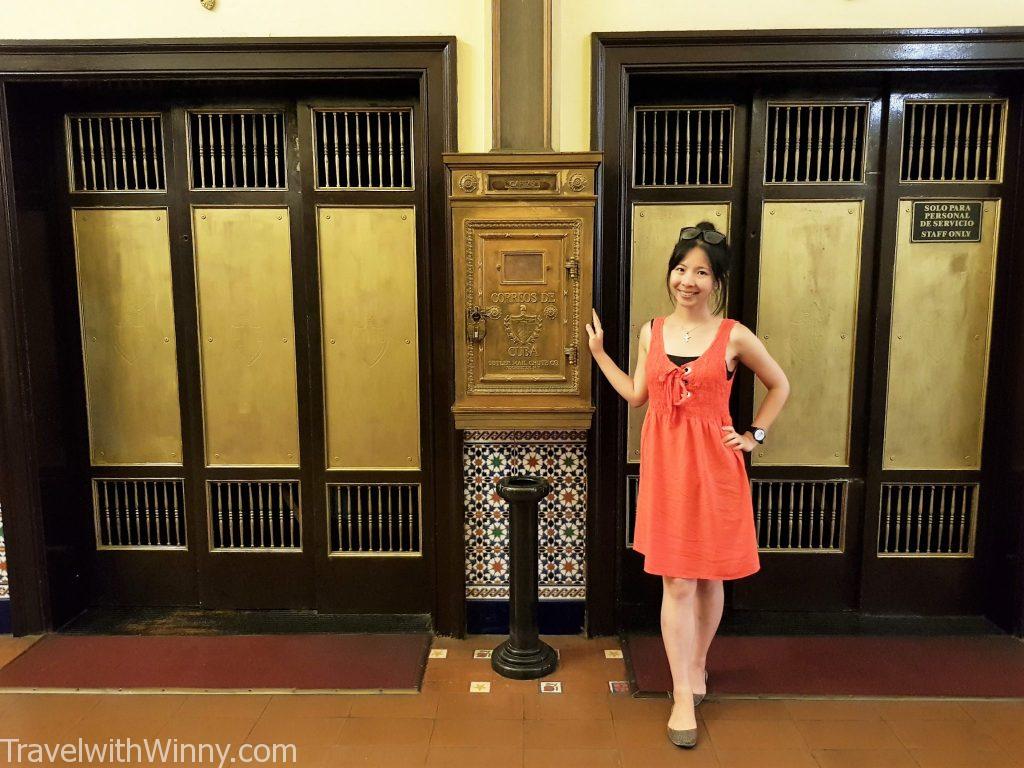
[0, 0, 493, 153]
[554, 1, 1024, 151]
[3, 2, 1024, 152]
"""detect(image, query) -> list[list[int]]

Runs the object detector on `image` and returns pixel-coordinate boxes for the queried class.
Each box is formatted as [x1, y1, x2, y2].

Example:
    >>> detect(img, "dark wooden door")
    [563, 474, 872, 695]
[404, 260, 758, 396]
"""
[730, 88, 884, 612]
[615, 74, 1019, 625]
[857, 87, 1019, 615]
[616, 80, 752, 623]
[46, 81, 438, 613]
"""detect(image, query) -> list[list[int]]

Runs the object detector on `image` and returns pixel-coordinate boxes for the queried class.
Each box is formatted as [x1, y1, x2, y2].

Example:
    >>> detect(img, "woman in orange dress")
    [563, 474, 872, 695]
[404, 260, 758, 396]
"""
[586, 222, 790, 749]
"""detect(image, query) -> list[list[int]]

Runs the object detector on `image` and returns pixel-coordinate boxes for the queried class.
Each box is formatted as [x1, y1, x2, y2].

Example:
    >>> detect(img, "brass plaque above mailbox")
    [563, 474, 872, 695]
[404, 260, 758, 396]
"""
[446, 153, 600, 429]
[487, 173, 559, 193]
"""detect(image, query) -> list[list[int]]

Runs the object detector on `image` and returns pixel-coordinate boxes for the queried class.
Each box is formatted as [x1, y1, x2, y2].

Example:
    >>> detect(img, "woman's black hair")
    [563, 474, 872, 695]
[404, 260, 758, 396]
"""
[665, 221, 731, 315]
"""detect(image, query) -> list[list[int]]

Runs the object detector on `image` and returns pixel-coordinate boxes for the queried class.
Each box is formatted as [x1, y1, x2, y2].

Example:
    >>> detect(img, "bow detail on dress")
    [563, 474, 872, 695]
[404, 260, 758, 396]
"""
[658, 364, 693, 411]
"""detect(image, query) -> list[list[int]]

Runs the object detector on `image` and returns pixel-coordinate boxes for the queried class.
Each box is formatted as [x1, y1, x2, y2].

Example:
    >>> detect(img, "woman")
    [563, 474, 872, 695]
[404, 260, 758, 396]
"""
[586, 221, 790, 749]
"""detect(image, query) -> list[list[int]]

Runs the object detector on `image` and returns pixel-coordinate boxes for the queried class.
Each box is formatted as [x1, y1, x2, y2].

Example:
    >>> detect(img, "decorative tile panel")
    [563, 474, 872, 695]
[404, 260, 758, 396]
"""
[463, 430, 587, 600]
[0, 502, 7, 599]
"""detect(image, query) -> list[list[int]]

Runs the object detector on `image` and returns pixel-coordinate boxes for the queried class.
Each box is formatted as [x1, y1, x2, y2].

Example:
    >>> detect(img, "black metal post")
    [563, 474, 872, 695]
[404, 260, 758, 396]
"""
[491, 475, 558, 679]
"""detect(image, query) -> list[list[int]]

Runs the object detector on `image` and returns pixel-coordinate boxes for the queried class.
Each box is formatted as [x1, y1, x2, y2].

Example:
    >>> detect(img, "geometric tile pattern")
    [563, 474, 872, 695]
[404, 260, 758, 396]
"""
[0, 501, 7, 599]
[463, 430, 587, 601]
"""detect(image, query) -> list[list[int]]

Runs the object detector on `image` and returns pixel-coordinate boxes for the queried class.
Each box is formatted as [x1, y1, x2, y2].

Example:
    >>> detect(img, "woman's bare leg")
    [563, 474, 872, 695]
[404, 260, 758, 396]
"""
[689, 578, 724, 696]
[661, 576, 698, 730]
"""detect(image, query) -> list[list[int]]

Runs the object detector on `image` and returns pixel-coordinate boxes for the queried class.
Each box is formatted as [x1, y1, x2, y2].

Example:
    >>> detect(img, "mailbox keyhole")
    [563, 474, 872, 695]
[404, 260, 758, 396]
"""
[468, 306, 488, 343]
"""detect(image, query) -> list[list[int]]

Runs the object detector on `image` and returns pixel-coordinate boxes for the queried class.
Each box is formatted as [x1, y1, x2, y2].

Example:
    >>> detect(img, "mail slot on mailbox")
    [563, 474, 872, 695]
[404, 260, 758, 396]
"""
[445, 153, 601, 429]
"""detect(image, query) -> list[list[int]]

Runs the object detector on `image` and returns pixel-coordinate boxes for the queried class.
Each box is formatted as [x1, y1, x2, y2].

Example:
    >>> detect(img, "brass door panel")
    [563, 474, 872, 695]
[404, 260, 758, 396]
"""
[627, 203, 731, 462]
[752, 201, 863, 467]
[193, 207, 300, 467]
[72, 208, 182, 466]
[317, 207, 420, 470]
[456, 209, 587, 397]
[475, 229, 571, 386]
[883, 199, 1000, 470]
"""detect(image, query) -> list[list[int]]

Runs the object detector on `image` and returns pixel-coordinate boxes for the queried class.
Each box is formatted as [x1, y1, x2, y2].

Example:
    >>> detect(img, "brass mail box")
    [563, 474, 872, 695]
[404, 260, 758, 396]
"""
[446, 153, 600, 429]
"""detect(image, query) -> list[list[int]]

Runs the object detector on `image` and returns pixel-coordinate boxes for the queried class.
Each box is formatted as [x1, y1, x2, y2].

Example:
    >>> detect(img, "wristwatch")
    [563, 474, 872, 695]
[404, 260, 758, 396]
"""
[750, 425, 766, 444]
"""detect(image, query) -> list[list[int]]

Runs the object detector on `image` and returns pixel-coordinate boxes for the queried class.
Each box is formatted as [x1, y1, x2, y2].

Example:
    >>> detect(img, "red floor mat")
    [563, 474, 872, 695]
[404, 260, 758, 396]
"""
[0, 634, 429, 691]
[625, 634, 1024, 697]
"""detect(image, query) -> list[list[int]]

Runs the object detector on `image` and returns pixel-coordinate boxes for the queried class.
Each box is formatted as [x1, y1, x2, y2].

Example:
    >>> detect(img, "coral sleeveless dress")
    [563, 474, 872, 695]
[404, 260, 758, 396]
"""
[632, 317, 760, 580]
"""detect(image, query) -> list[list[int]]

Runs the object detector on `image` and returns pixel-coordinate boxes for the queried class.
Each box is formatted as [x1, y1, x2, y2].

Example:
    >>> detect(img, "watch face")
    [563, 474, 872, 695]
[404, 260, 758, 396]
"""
[753, 429, 765, 441]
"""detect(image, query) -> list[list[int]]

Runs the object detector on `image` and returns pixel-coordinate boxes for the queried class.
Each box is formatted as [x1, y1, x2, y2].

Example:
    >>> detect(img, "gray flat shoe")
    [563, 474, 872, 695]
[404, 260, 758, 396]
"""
[693, 669, 709, 706]
[667, 726, 697, 748]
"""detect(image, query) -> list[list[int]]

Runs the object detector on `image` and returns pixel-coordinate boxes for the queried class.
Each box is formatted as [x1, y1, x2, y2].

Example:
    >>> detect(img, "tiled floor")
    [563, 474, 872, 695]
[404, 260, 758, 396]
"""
[0, 633, 1022, 767]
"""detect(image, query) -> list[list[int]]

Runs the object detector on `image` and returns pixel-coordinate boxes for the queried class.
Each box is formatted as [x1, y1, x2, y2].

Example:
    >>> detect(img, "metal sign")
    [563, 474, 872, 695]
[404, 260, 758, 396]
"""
[911, 201, 983, 243]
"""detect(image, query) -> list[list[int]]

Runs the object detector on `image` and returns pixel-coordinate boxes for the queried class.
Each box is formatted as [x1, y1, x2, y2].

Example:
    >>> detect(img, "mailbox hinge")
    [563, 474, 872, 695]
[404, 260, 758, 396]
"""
[564, 258, 580, 281]
[565, 346, 579, 366]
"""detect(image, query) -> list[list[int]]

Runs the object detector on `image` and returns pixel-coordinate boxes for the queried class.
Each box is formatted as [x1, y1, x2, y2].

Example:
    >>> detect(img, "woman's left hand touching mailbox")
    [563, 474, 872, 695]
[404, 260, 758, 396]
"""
[585, 309, 605, 357]
[586, 309, 649, 408]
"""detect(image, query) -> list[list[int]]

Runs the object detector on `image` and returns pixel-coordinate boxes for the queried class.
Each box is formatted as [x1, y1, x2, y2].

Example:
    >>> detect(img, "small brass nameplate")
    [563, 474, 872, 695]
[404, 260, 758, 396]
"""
[488, 173, 558, 192]
[911, 201, 983, 242]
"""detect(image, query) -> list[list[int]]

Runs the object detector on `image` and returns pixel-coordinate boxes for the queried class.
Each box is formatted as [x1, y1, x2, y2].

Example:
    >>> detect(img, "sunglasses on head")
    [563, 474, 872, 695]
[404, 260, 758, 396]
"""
[678, 226, 726, 245]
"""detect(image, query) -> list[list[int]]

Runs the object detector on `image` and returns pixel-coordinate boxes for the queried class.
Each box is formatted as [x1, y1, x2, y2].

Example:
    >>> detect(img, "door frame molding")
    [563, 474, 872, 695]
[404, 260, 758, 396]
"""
[589, 28, 1024, 636]
[0, 37, 461, 635]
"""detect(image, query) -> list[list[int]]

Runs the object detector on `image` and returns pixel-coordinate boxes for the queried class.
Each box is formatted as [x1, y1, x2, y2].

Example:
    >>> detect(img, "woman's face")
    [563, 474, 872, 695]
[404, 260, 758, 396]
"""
[668, 246, 716, 309]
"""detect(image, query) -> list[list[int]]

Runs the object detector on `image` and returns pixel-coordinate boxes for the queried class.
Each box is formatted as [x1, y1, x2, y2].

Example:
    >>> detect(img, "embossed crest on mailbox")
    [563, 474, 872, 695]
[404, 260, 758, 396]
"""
[446, 153, 600, 429]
